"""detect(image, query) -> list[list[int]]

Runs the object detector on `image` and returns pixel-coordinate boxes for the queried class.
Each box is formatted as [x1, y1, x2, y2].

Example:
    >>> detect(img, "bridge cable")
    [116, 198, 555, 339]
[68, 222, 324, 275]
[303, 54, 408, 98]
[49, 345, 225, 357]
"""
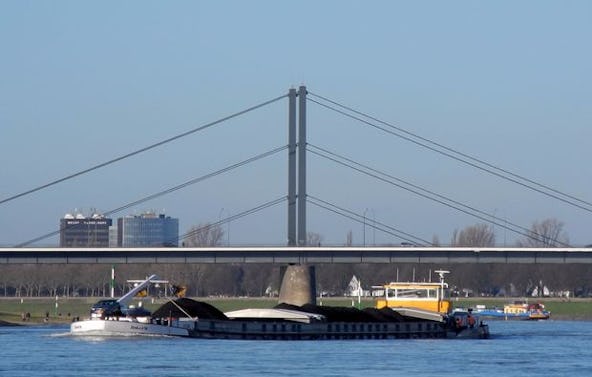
[1, 93, 288, 206]
[307, 93, 592, 214]
[307, 194, 431, 245]
[307, 144, 570, 247]
[308, 143, 532, 236]
[308, 144, 568, 246]
[15, 145, 288, 247]
[308, 91, 592, 209]
[177, 196, 287, 245]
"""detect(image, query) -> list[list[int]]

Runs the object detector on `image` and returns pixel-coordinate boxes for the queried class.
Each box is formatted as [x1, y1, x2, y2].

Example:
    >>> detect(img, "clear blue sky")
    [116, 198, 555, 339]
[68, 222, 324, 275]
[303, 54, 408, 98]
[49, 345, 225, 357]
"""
[1, 1, 591, 246]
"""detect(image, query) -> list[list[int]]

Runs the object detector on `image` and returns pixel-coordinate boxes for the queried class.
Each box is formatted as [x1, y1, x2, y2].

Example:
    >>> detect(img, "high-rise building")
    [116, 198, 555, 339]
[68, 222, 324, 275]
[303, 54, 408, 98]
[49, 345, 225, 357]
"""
[109, 227, 118, 248]
[60, 213, 112, 247]
[117, 212, 179, 247]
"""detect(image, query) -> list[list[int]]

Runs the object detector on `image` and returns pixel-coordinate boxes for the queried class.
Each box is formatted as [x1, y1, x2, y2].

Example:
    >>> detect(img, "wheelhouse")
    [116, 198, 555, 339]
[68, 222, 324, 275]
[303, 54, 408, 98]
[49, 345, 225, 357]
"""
[373, 271, 452, 314]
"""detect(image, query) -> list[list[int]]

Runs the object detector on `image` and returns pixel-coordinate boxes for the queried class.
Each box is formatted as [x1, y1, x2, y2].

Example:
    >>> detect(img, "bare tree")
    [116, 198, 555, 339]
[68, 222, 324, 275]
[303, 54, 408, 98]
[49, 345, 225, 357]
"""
[0, 266, 16, 296]
[517, 218, 569, 247]
[432, 235, 441, 246]
[345, 230, 353, 246]
[451, 223, 495, 247]
[316, 264, 354, 296]
[184, 223, 225, 247]
[181, 223, 225, 295]
[38, 265, 63, 297]
[201, 265, 243, 296]
[307, 232, 323, 246]
[241, 264, 276, 296]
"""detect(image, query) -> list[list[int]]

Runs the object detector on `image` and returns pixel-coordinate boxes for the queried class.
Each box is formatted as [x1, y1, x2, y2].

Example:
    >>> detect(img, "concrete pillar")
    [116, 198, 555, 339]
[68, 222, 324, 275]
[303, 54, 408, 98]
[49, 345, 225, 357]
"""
[297, 85, 307, 246]
[287, 88, 297, 246]
[279, 86, 316, 307]
[278, 264, 317, 306]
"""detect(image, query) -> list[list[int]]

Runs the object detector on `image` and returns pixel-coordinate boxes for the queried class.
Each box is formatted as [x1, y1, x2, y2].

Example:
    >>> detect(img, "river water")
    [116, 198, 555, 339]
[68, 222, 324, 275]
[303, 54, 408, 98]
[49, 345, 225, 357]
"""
[0, 320, 589, 376]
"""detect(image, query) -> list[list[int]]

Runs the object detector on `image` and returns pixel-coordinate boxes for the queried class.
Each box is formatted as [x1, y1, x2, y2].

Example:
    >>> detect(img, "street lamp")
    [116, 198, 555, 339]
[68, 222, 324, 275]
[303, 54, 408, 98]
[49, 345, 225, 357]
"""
[370, 209, 376, 246]
[227, 211, 230, 246]
[492, 208, 498, 247]
[218, 208, 230, 246]
[218, 208, 225, 247]
[363, 208, 368, 247]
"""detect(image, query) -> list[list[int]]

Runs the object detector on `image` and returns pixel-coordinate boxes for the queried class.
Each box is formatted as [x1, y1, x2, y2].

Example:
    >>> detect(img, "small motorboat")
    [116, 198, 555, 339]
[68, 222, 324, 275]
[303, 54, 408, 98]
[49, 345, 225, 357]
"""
[474, 301, 550, 320]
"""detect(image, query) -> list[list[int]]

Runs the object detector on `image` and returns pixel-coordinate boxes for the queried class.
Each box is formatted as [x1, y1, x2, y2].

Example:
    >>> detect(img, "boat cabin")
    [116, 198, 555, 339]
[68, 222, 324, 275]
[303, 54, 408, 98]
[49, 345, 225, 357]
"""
[374, 281, 452, 314]
[373, 271, 453, 314]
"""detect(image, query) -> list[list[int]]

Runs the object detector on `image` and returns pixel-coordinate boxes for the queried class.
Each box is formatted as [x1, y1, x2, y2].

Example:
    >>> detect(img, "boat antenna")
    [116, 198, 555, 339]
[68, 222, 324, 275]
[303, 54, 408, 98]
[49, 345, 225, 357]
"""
[434, 270, 450, 313]
[434, 270, 450, 284]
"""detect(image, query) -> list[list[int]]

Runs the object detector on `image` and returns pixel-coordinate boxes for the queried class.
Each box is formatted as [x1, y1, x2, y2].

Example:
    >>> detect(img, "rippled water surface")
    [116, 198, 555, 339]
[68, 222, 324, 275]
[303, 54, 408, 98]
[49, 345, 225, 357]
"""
[1, 320, 590, 376]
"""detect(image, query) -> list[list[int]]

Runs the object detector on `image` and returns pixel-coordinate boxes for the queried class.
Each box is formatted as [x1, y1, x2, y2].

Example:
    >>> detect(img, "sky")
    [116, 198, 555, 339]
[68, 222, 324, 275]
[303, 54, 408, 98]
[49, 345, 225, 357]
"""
[1, 1, 591, 247]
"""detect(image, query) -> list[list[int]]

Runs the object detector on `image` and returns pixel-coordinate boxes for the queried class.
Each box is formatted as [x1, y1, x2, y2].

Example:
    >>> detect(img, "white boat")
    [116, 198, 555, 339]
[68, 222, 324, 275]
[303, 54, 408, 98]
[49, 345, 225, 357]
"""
[71, 274, 193, 337]
[71, 317, 191, 337]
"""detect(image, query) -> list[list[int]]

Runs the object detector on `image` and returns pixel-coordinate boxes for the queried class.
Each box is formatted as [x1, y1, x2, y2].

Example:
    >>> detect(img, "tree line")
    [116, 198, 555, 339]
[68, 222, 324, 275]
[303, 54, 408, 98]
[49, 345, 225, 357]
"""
[444, 218, 571, 247]
[2, 262, 591, 299]
[1, 217, 589, 298]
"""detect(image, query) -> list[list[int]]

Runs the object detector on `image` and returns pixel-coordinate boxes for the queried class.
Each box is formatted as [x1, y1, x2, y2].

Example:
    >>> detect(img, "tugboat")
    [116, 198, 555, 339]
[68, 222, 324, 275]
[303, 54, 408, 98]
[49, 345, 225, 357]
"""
[373, 270, 489, 339]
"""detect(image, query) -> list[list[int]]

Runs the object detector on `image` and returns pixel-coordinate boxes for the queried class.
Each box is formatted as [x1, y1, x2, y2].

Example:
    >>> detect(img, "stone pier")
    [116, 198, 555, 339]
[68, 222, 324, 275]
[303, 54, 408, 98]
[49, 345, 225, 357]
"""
[278, 265, 316, 306]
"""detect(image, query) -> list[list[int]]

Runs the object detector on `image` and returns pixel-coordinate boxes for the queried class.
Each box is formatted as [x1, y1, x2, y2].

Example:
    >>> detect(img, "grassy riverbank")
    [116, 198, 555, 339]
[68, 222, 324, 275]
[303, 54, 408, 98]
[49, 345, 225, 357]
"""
[1, 296, 591, 324]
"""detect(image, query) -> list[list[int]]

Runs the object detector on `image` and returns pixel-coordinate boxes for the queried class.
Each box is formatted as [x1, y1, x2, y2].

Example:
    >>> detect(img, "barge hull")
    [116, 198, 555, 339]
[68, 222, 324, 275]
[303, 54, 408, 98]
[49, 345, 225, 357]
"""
[71, 318, 448, 340]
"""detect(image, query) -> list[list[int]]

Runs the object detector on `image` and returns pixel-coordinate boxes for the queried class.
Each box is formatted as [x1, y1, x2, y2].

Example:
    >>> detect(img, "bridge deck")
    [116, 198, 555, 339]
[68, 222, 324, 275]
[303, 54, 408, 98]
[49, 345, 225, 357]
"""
[1, 247, 592, 264]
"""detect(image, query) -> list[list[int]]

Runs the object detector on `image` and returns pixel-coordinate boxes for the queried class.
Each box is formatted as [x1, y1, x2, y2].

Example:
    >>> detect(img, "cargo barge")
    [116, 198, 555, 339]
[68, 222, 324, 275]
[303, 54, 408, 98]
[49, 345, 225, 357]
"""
[71, 272, 489, 339]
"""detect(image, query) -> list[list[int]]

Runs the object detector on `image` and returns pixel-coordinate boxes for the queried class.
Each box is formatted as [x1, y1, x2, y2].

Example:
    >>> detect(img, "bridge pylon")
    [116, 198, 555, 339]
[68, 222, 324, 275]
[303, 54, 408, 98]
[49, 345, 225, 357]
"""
[280, 85, 317, 306]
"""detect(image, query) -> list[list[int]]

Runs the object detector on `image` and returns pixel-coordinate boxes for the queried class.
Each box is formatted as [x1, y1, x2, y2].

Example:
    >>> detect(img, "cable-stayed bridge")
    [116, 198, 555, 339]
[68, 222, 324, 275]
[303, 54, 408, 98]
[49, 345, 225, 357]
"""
[2, 86, 592, 265]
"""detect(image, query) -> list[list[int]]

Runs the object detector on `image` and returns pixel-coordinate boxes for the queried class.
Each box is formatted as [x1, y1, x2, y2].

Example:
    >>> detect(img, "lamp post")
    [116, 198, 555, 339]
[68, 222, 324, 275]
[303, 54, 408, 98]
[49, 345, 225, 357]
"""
[370, 209, 376, 246]
[493, 208, 498, 247]
[227, 211, 230, 246]
[218, 208, 230, 246]
[503, 210, 507, 247]
[218, 208, 225, 247]
[363, 208, 368, 247]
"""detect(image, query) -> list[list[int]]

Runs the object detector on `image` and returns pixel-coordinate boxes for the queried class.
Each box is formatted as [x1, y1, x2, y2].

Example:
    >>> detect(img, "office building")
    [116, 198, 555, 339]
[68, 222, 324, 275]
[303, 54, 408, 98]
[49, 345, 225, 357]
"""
[117, 212, 179, 247]
[60, 212, 112, 247]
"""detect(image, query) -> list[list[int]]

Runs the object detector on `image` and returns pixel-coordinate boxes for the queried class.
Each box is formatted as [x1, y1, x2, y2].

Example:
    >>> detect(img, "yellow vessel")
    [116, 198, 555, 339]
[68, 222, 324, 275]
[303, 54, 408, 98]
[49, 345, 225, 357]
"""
[373, 270, 452, 314]
[373, 271, 489, 338]
[504, 301, 550, 320]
